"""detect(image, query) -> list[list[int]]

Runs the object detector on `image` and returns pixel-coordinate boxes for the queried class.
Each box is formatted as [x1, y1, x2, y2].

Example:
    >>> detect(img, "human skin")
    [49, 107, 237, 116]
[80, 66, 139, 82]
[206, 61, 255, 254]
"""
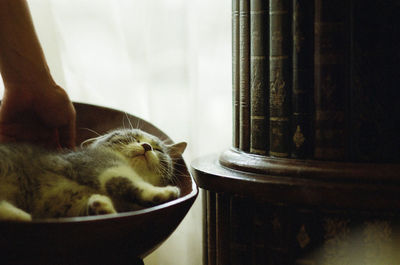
[0, 0, 76, 149]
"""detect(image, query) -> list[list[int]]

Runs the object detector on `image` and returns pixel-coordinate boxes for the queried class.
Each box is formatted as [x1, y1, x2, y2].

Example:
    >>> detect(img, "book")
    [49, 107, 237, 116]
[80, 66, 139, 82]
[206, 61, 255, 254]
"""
[291, 0, 314, 158]
[239, 0, 251, 152]
[250, 0, 269, 155]
[314, 0, 349, 161]
[349, 0, 400, 162]
[269, 0, 292, 158]
[232, 0, 240, 149]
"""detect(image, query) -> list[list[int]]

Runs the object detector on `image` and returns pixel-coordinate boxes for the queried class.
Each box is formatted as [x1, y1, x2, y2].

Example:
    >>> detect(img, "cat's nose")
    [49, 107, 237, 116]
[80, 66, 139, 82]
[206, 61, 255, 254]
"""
[141, 142, 153, 152]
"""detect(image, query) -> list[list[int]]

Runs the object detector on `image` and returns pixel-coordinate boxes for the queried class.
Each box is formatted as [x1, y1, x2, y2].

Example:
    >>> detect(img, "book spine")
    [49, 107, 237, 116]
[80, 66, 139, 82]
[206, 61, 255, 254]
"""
[269, 0, 292, 158]
[250, 0, 269, 155]
[233, 0, 240, 149]
[291, 0, 314, 158]
[350, 0, 400, 163]
[314, 0, 349, 160]
[239, 0, 251, 152]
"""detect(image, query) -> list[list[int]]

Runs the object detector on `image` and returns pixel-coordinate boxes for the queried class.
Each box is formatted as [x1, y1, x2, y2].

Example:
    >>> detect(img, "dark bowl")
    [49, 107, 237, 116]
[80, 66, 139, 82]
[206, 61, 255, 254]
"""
[0, 102, 198, 265]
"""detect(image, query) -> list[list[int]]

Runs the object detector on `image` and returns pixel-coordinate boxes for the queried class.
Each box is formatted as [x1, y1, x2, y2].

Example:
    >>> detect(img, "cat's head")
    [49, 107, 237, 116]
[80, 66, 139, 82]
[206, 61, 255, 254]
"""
[83, 129, 186, 186]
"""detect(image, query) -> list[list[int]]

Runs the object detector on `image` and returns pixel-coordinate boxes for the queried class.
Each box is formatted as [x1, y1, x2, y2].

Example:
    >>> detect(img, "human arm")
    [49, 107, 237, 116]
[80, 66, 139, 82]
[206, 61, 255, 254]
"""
[0, 0, 76, 149]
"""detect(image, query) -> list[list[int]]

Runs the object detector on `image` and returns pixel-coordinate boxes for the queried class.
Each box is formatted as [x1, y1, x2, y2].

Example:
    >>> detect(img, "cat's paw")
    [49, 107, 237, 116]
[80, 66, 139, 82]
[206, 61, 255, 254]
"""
[0, 201, 32, 222]
[87, 194, 117, 215]
[140, 186, 180, 205]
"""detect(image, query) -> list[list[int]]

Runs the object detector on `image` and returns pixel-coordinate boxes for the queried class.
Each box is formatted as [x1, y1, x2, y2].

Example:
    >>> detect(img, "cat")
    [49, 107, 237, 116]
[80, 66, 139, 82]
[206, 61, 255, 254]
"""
[0, 128, 186, 221]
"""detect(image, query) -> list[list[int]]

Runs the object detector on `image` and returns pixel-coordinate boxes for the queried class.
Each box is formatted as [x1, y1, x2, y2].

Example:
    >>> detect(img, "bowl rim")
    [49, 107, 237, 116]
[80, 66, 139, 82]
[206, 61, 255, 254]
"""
[26, 174, 198, 224]
[0, 102, 199, 224]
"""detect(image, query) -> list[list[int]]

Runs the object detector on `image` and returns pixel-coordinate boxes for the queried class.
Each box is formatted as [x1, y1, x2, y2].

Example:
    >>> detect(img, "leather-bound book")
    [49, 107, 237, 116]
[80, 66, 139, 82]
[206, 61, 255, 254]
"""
[250, 0, 269, 155]
[232, 0, 240, 149]
[349, 0, 400, 162]
[239, 0, 251, 152]
[291, 0, 314, 158]
[269, 0, 292, 158]
[314, 0, 349, 160]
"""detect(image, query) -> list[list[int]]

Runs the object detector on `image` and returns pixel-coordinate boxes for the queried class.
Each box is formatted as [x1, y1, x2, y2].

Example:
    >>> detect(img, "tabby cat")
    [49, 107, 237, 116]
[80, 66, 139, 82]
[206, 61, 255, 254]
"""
[0, 128, 186, 221]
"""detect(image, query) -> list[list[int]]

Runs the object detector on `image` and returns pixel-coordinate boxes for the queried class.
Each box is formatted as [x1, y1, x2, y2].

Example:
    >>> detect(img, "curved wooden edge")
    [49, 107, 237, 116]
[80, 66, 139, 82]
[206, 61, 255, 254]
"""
[0, 102, 199, 261]
[2, 102, 199, 224]
[219, 148, 400, 183]
[23, 159, 198, 224]
[73, 102, 173, 145]
[191, 153, 400, 211]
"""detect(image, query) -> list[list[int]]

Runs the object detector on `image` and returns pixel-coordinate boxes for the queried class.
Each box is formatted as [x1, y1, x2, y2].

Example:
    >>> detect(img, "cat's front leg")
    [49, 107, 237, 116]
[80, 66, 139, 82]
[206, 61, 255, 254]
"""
[0, 201, 32, 221]
[87, 194, 117, 216]
[139, 185, 180, 205]
[103, 176, 180, 206]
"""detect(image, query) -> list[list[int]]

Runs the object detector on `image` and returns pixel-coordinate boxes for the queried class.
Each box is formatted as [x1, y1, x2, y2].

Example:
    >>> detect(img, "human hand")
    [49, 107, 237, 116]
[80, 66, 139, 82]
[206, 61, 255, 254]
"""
[0, 83, 76, 149]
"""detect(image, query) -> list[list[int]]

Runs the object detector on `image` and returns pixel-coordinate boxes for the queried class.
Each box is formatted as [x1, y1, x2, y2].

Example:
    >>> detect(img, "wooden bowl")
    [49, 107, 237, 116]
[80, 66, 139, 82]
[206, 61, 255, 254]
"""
[0, 102, 198, 265]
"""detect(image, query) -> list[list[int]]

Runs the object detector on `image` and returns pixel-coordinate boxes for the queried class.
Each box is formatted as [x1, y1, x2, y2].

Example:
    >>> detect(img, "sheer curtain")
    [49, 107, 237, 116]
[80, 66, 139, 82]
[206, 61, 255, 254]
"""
[0, 0, 231, 264]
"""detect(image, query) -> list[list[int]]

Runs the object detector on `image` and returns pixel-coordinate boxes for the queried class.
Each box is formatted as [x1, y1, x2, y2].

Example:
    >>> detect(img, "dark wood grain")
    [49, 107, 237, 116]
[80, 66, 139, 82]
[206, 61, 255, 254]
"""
[206, 191, 217, 265]
[216, 193, 230, 265]
[192, 153, 400, 211]
[194, 1, 400, 264]
[202, 190, 209, 265]
[219, 148, 400, 183]
[193, 154, 400, 264]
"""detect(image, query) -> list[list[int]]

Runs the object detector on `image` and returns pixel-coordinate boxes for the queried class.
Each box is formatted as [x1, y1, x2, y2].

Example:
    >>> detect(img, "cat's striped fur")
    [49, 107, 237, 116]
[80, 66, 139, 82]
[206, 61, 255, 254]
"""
[0, 129, 186, 221]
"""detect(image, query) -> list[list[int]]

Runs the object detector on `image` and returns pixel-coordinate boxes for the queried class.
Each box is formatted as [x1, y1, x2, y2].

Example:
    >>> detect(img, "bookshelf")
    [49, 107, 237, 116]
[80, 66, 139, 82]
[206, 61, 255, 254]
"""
[192, 0, 400, 264]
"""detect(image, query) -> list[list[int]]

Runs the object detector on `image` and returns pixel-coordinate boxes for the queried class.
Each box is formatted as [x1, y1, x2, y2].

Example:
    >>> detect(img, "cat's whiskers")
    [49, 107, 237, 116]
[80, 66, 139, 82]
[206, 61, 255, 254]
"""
[134, 119, 143, 130]
[80, 128, 101, 136]
[171, 167, 187, 178]
[80, 137, 99, 148]
[122, 112, 135, 130]
[122, 115, 127, 130]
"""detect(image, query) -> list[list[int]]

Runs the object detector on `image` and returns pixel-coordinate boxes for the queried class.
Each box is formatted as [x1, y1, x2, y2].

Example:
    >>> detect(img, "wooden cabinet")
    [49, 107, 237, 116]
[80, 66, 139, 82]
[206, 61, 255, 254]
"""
[192, 0, 400, 264]
[192, 152, 400, 264]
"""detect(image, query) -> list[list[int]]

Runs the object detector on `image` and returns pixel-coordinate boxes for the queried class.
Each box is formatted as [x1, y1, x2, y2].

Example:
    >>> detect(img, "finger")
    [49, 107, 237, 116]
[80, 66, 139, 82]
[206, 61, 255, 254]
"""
[44, 128, 62, 150]
[58, 120, 76, 150]
[0, 123, 54, 144]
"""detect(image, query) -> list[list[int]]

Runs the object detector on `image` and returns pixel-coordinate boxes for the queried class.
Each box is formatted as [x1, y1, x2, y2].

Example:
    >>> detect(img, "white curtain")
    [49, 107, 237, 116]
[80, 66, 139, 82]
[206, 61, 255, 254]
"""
[0, 0, 232, 264]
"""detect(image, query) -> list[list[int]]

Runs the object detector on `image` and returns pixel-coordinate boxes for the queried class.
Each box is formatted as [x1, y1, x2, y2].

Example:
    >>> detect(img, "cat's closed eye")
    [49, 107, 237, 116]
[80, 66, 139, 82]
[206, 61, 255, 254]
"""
[153, 147, 164, 153]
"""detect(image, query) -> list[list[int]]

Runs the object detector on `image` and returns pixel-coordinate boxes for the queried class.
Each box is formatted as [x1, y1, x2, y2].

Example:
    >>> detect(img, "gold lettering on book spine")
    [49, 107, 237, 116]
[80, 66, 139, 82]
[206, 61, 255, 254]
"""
[270, 71, 286, 107]
[271, 127, 283, 150]
[297, 225, 311, 249]
[293, 125, 305, 149]
[272, 30, 283, 42]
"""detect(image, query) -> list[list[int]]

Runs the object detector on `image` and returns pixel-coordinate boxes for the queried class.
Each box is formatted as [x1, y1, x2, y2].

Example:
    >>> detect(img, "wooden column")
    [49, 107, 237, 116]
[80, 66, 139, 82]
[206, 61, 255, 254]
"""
[192, 0, 400, 264]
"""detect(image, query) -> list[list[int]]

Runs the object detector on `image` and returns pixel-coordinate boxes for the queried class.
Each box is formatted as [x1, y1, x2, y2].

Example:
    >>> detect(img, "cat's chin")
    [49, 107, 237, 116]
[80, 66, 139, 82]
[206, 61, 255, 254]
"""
[130, 155, 162, 184]
[131, 151, 159, 169]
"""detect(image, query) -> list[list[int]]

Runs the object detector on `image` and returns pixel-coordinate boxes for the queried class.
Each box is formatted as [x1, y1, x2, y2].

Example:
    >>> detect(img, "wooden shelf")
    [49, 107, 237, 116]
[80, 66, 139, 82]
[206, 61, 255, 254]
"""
[192, 152, 400, 265]
[192, 150, 400, 211]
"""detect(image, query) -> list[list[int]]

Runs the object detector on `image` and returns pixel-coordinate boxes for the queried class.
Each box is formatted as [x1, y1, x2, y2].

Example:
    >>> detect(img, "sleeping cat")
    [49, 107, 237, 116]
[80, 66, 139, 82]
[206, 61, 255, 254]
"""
[0, 128, 186, 221]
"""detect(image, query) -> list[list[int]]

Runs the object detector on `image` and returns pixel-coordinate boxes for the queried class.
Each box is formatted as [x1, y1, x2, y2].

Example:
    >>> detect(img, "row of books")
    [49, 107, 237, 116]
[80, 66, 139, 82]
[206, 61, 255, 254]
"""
[232, 0, 400, 162]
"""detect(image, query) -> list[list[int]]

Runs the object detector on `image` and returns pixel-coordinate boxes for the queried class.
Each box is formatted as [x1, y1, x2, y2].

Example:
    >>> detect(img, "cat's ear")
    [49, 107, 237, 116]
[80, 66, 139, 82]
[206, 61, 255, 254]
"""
[169, 142, 187, 158]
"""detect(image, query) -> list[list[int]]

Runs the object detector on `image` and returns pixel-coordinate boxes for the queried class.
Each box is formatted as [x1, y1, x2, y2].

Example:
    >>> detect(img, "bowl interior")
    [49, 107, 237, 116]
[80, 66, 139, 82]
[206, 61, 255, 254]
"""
[0, 102, 198, 263]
